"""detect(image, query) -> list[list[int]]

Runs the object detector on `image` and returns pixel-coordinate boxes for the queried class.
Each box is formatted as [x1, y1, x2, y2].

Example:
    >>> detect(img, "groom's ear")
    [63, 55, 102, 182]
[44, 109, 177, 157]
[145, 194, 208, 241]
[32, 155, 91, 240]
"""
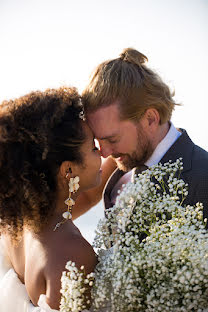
[144, 108, 160, 127]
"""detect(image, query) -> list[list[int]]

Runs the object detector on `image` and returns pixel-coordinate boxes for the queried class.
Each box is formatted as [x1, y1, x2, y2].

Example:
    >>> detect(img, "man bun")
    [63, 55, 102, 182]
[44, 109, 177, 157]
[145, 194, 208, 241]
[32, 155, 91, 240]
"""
[119, 48, 148, 67]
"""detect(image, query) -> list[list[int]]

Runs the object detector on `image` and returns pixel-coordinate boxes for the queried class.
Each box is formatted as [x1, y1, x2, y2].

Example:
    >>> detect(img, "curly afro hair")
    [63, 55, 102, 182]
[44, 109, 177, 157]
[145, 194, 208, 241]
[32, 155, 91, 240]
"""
[0, 87, 86, 241]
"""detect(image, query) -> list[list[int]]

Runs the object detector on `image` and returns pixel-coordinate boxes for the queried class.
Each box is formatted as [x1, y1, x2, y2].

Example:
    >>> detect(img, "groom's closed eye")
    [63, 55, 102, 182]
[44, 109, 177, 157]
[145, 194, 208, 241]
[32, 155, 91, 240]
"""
[107, 135, 121, 144]
[108, 138, 119, 144]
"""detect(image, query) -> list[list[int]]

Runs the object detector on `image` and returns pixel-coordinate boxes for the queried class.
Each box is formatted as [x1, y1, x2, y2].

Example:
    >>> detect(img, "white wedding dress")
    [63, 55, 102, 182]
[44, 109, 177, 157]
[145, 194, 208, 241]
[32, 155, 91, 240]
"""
[0, 238, 110, 312]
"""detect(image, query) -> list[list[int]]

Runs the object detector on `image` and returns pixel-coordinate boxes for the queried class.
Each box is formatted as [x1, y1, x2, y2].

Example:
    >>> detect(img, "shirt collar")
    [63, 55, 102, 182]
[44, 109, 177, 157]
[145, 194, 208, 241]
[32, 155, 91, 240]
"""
[145, 122, 181, 167]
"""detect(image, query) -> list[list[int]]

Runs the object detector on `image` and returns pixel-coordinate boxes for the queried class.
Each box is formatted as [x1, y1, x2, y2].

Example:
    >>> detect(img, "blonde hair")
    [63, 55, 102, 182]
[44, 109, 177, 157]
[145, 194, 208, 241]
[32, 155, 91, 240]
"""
[82, 48, 178, 124]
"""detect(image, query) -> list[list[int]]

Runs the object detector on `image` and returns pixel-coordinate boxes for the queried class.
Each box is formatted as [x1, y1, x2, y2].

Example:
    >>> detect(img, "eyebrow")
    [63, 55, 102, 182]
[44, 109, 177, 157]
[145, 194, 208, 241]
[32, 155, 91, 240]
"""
[97, 134, 118, 140]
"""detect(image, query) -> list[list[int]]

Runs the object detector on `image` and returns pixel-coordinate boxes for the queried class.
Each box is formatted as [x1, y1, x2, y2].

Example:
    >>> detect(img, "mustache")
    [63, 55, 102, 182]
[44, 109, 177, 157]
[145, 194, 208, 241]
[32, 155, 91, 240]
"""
[111, 154, 127, 159]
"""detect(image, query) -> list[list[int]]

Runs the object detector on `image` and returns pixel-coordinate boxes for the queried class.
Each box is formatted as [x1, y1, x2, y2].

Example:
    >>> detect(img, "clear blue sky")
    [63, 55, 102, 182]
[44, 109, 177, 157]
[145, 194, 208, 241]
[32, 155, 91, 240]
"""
[1, 0, 207, 243]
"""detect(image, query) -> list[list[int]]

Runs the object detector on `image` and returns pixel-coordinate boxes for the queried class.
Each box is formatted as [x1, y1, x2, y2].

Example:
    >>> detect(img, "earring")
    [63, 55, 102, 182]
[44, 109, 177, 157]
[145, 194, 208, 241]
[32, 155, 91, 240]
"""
[64, 175, 80, 219]
[53, 172, 80, 231]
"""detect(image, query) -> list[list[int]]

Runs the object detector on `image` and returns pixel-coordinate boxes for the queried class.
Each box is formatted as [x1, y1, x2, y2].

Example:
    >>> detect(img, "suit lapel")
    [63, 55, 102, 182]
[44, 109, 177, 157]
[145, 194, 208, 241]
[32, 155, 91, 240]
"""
[103, 168, 126, 210]
[160, 129, 194, 173]
[133, 165, 148, 181]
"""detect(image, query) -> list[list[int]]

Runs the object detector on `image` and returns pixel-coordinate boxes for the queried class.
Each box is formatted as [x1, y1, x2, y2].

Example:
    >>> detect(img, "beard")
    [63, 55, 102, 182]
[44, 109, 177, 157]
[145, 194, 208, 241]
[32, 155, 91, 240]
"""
[111, 125, 154, 172]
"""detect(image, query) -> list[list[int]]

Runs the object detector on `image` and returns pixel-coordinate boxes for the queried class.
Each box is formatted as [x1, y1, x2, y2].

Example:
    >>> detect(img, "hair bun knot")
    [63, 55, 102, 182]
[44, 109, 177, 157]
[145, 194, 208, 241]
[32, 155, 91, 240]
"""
[119, 48, 148, 66]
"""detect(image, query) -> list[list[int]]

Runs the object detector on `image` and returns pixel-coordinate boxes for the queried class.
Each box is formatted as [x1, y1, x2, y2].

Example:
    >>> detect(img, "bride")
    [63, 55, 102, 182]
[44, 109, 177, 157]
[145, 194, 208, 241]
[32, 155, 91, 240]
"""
[0, 87, 116, 311]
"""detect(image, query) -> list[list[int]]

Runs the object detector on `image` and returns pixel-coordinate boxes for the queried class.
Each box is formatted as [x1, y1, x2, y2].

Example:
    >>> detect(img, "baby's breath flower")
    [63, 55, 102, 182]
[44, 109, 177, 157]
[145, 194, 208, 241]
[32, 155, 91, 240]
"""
[91, 159, 208, 311]
[60, 263, 94, 312]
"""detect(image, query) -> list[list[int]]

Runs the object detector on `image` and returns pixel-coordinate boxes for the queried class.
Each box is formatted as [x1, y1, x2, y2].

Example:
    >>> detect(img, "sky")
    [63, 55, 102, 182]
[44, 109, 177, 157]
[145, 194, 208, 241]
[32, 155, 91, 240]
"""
[0, 0, 207, 244]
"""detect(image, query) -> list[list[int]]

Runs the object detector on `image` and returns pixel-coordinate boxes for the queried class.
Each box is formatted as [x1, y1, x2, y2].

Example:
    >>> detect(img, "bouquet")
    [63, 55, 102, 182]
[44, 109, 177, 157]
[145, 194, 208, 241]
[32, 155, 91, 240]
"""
[60, 261, 94, 312]
[60, 159, 208, 312]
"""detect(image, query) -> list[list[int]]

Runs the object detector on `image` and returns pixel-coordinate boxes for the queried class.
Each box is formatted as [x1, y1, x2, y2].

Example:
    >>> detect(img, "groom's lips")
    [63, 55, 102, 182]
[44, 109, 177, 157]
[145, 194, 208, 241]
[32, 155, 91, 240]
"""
[117, 156, 124, 162]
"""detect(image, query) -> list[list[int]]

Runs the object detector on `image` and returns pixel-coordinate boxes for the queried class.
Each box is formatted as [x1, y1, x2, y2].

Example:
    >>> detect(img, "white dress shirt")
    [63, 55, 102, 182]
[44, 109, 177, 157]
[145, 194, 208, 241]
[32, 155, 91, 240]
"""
[145, 122, 181, 167]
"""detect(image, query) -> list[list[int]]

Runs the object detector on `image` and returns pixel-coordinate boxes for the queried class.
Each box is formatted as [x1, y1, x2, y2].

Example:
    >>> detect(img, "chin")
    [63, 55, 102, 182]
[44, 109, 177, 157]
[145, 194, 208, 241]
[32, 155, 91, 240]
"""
[116, 161, 131, 172]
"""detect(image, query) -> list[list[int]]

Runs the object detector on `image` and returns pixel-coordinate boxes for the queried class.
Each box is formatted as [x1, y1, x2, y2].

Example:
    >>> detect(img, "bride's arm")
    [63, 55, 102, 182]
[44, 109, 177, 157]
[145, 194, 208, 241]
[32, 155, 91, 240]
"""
[72, 157, 117, 220]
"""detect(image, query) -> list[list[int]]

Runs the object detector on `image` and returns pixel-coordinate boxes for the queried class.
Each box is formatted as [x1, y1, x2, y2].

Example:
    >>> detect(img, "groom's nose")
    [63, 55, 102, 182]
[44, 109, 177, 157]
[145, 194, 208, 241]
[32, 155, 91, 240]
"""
[99, 141, 112, 158]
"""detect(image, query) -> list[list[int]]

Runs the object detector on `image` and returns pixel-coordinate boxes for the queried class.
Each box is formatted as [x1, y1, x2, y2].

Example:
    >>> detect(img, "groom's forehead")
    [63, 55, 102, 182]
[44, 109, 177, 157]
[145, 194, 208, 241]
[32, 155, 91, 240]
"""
[89, 119, 119, 139]
[86, 106, 121, 137]
[87, 103, 121, 122]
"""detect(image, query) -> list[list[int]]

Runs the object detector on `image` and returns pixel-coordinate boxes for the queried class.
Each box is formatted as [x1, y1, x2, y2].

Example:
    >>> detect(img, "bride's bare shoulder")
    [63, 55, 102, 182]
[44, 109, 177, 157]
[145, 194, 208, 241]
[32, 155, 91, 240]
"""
[27, 222, 97, 310]
[46, 221, 97, 270]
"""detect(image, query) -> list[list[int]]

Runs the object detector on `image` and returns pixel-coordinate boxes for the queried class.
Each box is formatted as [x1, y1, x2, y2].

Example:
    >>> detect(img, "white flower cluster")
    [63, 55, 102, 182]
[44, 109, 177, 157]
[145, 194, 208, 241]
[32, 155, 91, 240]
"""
[94, 158, 187, 250]
[60, 261, 94, 312]
[91, 159, 208, 311]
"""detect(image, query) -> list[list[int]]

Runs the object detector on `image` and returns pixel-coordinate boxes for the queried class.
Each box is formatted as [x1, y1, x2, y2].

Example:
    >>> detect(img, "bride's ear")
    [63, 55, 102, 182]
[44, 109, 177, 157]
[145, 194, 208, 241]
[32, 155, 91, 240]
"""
[59, 161, 74, 178]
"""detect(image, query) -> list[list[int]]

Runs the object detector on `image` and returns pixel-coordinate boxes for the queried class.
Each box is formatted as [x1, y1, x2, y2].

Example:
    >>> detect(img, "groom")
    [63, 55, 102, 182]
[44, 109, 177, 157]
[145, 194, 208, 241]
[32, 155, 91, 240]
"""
[80, 48, 208, 221]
